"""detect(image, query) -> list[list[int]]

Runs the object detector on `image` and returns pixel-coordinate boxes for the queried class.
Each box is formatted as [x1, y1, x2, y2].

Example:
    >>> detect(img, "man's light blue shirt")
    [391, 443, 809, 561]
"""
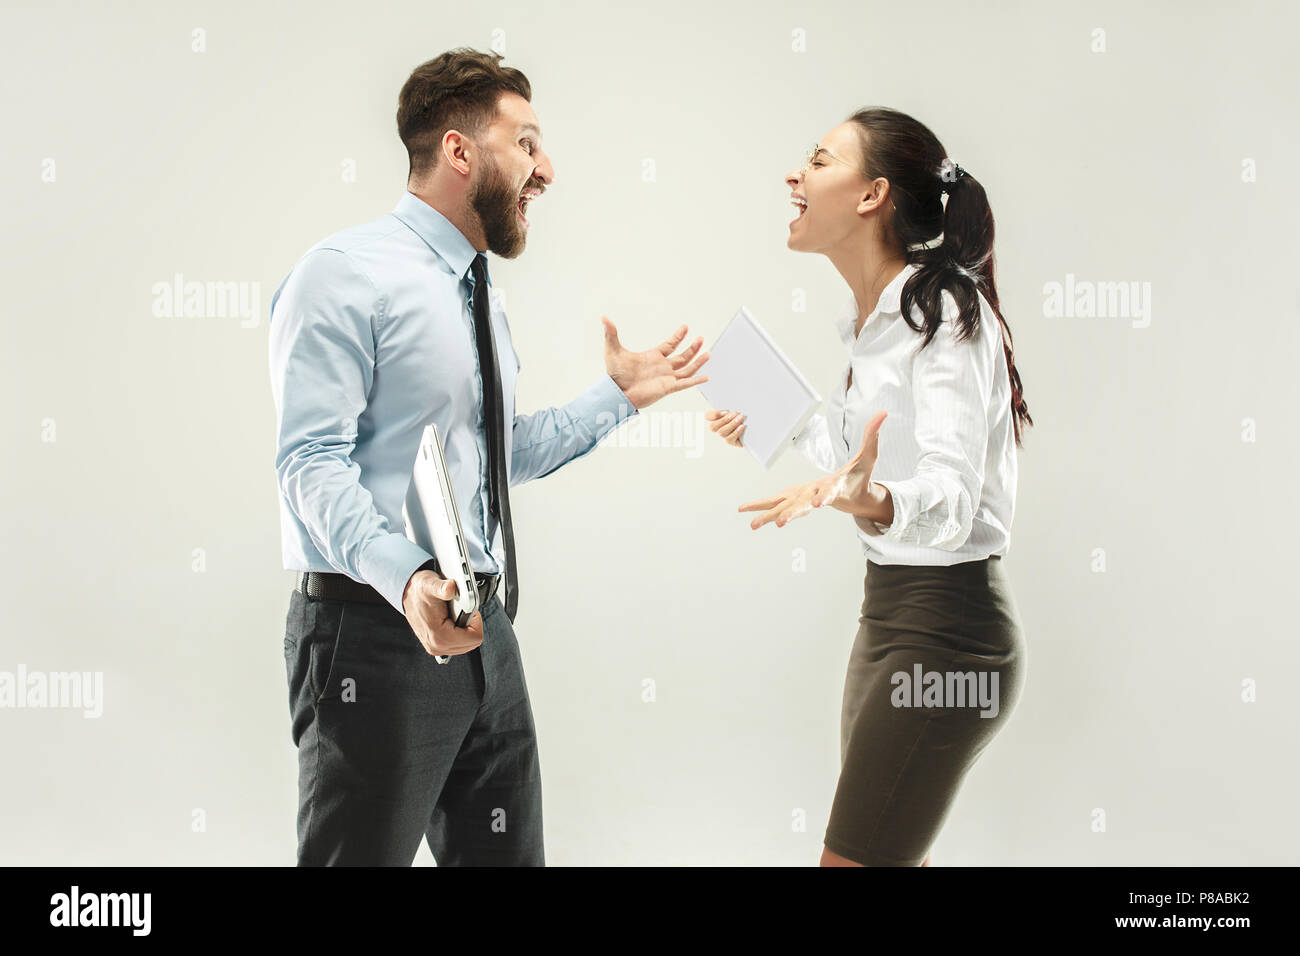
[269, 190, 638, 613]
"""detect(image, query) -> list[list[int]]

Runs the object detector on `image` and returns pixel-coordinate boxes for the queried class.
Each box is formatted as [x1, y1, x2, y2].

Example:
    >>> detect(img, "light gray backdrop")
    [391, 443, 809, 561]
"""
[2, 0, 1296, 865]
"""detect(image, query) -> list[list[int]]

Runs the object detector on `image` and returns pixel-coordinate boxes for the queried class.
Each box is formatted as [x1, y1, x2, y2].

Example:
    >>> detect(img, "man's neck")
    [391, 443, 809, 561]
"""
[406, 184, 487, 253]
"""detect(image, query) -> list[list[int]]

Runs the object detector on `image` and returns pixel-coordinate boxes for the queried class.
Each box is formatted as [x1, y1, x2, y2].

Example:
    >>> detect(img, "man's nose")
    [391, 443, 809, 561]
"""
[534, 150, 555, 186]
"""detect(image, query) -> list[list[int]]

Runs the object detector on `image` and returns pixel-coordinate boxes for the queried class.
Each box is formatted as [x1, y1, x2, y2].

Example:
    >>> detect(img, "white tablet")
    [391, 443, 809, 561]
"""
[698, 306, 822, 469]
[402, 423, 479, 629]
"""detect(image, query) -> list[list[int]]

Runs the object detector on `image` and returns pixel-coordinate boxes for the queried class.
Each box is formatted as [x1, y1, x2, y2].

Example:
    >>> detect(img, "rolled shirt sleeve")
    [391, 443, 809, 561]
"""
[509, 372, 638, 486]
[872, 301, 990, 550]
[269, 248, 433, 613]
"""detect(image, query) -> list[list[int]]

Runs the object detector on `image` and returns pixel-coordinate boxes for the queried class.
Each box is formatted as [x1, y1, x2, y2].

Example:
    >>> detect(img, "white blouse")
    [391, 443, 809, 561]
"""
[791, 262, 1017, 566]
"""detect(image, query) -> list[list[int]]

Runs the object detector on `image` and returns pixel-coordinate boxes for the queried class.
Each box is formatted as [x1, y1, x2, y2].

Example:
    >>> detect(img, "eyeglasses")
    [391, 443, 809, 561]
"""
[799, 144, 859, 176]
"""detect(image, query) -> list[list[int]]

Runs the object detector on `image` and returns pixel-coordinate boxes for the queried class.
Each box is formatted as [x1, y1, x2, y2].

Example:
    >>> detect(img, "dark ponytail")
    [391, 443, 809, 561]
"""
[847, 107, 1033, 447]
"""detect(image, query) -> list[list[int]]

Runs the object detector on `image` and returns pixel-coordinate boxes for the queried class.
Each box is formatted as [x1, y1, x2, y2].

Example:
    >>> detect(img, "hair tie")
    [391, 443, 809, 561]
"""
[940, 161, 967, 195]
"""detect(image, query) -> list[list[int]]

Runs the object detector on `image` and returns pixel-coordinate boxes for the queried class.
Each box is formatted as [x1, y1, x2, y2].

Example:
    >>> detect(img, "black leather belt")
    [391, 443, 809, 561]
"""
[297, 568, 499, 611]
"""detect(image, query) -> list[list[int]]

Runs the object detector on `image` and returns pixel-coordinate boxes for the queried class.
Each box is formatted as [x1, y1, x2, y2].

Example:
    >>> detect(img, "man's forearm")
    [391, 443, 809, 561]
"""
[509, 373, 637, 485]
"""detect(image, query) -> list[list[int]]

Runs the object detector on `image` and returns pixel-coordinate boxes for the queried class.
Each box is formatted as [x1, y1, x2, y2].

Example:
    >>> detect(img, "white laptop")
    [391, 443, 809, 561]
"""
[402, 423, 480, 639]
[698, 306, 822, 469]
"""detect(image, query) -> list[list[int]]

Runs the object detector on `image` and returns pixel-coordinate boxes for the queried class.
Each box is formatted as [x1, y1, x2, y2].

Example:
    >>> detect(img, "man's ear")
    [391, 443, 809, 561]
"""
[443, 131, 472, 176]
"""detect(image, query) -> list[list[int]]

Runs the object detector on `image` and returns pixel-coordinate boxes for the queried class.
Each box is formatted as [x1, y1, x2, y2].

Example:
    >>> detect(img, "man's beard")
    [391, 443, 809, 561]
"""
[468, 154, 528, 259]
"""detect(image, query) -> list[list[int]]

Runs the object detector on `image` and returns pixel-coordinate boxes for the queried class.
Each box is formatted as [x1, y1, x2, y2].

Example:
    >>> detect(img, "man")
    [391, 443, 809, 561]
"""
[269, 47, 710, 866]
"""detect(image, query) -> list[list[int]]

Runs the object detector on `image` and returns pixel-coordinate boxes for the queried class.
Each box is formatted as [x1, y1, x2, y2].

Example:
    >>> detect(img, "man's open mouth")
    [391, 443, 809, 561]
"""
[518, 187, 541, 224]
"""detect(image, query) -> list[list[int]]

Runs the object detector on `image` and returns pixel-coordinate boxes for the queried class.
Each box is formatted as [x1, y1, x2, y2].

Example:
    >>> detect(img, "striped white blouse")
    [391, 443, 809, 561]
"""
[791, 262, 1017, 566]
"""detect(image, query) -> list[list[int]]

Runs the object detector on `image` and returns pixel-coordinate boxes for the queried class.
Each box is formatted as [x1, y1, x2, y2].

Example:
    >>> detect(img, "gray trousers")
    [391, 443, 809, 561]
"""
[283, 586, 544, 866]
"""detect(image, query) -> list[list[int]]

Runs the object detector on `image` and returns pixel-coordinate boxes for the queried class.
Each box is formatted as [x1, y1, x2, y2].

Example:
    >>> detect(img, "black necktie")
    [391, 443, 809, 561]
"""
[469, 253, 518, 622]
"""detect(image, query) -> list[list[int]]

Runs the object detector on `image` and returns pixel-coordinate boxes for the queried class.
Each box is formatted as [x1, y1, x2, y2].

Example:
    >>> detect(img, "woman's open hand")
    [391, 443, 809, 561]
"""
[738, 411, 888, 529]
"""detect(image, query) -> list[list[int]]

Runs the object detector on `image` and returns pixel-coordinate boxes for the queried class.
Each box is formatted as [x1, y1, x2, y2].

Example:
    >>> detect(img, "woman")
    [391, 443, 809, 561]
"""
[707, 107, 1032, 867]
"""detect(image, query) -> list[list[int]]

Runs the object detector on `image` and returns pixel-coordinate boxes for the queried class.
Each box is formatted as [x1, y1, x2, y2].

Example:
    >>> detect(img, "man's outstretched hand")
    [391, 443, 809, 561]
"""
[602, 317, 710, 410]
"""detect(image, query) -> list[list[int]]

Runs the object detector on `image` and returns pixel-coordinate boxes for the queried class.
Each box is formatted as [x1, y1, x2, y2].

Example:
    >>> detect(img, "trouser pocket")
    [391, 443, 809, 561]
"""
[305, 600, 350, 703]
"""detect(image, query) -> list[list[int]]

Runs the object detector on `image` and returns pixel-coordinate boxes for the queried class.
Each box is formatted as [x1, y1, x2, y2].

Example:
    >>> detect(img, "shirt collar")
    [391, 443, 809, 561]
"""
[833, 262, 919, 346]
[392, 190, 487, 285]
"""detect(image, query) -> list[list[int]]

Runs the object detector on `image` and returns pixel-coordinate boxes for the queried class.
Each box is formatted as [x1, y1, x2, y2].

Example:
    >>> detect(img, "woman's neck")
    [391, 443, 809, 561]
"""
[828, 240, 907, 333]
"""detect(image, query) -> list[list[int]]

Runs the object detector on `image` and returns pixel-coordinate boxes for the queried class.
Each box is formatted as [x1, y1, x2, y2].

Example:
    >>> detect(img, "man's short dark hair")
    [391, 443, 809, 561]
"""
[397, 48, 532, 182]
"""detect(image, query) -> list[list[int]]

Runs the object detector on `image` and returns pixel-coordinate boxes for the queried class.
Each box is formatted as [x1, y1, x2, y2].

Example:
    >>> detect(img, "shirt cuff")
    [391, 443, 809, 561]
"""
[570, 372, 639, 441]
[871, 479, 916, 542]
[854, 514, 887, 536]
[871, 478, 967, 548]
[357, 532, 435, 615]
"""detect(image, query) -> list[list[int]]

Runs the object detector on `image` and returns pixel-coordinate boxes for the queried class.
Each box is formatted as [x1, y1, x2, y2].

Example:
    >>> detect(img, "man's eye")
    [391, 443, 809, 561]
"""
[521, 139, 535, 153]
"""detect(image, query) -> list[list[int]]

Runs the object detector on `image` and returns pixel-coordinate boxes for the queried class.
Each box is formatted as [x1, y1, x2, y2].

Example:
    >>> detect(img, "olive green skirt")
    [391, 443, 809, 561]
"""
[825, 555, 1026, 866]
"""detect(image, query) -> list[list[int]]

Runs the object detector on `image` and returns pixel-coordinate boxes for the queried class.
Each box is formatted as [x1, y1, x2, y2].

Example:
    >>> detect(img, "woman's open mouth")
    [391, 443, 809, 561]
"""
[790, 195, 808, 224]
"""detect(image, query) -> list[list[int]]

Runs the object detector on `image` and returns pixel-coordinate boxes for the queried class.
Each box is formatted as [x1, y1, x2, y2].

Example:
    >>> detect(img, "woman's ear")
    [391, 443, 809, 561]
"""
[857, 177, 890, 215]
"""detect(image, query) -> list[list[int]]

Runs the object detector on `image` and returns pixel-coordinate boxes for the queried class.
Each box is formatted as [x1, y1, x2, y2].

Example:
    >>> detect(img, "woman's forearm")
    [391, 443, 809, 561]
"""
[844, 482, 893, 536]
[827, 475, 894, 525]
[861, 480, 894, 526]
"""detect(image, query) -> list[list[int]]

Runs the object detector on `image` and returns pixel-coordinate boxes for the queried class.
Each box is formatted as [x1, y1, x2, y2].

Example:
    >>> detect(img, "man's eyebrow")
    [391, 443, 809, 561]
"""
[517, 123, 542, 139]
